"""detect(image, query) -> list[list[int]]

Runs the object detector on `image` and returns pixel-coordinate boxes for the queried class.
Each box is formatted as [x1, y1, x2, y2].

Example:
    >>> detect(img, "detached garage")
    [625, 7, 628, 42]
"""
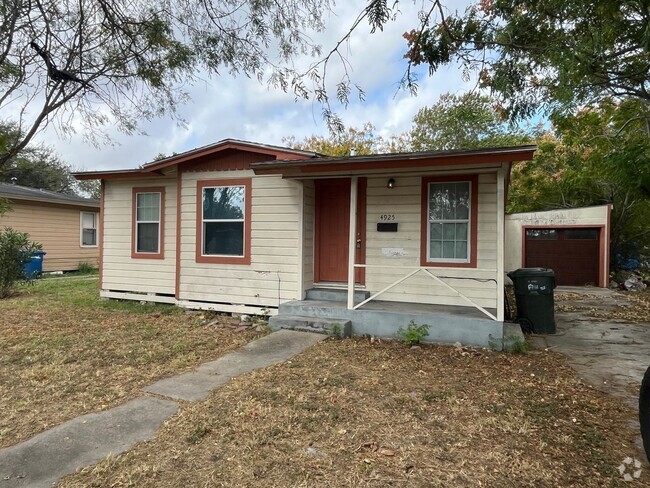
[505, 205, 611, 287]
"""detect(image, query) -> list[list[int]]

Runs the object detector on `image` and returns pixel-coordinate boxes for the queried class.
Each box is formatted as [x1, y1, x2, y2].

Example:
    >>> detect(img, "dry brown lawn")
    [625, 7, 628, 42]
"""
[0, 275, 265, 448]
[59, 338, 645, 487]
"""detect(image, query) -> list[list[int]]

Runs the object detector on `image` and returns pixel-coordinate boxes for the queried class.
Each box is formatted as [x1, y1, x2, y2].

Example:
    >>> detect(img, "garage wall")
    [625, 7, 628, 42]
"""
[505, 205, 611, 287]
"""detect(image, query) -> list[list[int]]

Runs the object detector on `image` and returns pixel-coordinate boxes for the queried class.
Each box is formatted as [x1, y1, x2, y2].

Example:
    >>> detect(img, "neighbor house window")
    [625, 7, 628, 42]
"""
[132, 187, 165, 259]
[80, 212, 98, 247]
[420, 175, 478, 267]
[196, 179, 251, 265]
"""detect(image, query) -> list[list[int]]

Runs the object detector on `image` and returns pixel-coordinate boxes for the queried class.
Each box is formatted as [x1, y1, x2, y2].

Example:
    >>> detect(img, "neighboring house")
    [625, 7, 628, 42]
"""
[505, 205, 611, 287]
[76, 139, 536, 346]
[0, 183, 100, 272]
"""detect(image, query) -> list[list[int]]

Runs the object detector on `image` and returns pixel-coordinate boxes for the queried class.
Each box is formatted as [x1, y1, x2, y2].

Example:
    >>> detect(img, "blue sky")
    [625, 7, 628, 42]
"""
[35, 1, 475, 172]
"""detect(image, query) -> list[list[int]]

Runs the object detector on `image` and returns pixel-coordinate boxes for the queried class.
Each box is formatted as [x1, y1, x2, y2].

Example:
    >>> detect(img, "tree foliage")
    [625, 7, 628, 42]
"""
[284, 123, 410, 156]
[508, 100, 650, 263]
[0, 122, 99, 197]
[0, 0, 332, 167]
[403, 1, 650, 120]
[410, 92, 531, 151]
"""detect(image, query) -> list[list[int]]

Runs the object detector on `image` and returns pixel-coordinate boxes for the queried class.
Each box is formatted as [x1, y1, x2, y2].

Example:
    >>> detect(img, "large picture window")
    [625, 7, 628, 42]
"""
[132, 187, 165, 259]
[196, 179, 251, 264]
[421, 175, 478, 267]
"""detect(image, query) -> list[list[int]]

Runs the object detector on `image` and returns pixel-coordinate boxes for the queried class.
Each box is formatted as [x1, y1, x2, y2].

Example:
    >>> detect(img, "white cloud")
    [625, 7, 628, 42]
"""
[33, 0, 476, 171]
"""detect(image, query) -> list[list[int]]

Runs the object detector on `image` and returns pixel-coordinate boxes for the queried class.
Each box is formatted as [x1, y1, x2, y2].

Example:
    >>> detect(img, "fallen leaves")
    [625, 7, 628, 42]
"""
[59, 339, 642, 488]
[0, 277, 265, 448]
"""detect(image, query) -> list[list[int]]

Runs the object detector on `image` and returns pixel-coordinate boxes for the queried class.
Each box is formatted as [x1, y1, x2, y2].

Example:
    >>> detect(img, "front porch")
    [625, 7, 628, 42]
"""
[269, 289, 510, 348]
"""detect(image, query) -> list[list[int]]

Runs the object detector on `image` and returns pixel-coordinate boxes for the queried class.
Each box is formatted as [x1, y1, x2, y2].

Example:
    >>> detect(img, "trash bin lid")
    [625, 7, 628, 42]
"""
[507, 267, 555, 278]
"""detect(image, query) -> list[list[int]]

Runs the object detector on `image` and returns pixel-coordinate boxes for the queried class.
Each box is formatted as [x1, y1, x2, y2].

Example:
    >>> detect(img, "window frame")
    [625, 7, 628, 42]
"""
[196, 178, 252, 265]
[131, 187, 165, 259]
[420, 175, 478, 268]
[79, 211, 99, 247]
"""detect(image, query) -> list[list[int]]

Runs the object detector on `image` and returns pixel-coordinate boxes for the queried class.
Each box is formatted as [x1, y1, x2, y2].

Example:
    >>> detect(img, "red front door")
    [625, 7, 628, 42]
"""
[314, 178, 365, 283]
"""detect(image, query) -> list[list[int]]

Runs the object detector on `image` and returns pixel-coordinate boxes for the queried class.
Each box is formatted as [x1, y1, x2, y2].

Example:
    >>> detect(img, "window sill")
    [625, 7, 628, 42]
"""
[420, 260, 477, 269]
[132, 252, 164, 260]
[196, 255, 250, 265]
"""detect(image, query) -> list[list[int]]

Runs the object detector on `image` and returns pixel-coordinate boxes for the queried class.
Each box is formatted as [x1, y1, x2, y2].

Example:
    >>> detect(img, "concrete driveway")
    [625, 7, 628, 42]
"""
[530, 286, 650, 457]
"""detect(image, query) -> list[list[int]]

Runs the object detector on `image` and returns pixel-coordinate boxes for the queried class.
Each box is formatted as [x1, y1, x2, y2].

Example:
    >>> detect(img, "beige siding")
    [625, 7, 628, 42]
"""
[363, 173, 499, 309]
[0, 201, 99, 271]
[101, 178, 177, 295]
[302, 180, 315, 296]
[179, 171, 302, 308]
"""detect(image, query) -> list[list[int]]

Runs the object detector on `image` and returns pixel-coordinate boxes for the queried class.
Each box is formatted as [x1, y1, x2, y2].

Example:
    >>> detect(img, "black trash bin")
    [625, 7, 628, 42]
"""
[507, 268, 556, 334]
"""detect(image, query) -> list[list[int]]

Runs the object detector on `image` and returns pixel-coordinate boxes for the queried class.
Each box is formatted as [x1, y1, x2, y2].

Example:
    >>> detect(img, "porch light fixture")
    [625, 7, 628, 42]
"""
[387, 178, 395, 189]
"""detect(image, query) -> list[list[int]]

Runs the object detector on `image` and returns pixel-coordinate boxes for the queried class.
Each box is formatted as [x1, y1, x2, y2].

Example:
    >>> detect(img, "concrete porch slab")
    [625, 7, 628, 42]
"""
[277, 299, 503, 348]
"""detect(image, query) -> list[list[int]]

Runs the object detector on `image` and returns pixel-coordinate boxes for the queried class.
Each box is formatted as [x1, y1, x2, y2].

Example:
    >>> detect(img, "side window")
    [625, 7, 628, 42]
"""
[132, 188, 164, 259]
[526, 229, 558, 240]
[201, 185, 246, 257]
[80, 212, 98, 247]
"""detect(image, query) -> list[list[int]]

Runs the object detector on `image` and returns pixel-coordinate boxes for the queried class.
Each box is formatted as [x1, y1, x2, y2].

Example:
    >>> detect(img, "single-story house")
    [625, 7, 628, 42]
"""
[505, 205, 611, 287]
[0, 183, 100, 272]
[75, 140, 536, 346]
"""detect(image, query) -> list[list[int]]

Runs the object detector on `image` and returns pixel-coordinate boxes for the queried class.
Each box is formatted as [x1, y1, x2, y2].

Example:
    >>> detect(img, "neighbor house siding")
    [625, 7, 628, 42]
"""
[0, 201, 99, 272]
[101, 178, 177, 295]
[178, 170, 302, 308]
[363, 172, 499, 309]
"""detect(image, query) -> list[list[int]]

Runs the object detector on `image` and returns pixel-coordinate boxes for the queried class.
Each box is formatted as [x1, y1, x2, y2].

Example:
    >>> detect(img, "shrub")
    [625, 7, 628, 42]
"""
[77, 262, 97, 274]
[0, 227, 42, 298]
[397, 320, 430, 346]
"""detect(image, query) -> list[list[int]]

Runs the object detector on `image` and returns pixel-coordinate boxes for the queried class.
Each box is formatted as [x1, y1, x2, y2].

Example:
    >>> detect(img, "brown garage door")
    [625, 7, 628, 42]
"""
[525, 228, 600, 286]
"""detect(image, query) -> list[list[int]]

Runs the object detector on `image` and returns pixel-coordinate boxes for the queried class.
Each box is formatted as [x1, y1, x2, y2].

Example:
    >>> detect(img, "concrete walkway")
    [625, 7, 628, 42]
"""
[530, 287, 649, 459]
[531, 287, 649, 404]
[0, 330, 324, 488]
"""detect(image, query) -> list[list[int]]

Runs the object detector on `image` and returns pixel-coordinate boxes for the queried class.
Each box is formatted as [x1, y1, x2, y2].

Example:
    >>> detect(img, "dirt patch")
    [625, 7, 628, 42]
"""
[0, 277, 266, 448]
[59, 339, 643, 487]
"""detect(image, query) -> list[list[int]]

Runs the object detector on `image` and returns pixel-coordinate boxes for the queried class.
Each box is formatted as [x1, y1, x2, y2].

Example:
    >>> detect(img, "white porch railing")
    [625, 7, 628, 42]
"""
[349, 264, 498, 321]
[343, 166, 506, 323]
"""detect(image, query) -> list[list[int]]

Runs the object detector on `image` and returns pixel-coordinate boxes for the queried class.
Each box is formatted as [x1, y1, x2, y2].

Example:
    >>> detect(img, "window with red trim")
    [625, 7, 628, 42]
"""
[132, 187, 165, 259]
[421, 175, 478, 268]
[196, 179, 251, 265]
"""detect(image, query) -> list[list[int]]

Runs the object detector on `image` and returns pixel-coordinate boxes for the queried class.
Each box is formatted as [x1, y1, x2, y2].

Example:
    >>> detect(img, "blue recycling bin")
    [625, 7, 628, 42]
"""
[23, 250, 46, 278]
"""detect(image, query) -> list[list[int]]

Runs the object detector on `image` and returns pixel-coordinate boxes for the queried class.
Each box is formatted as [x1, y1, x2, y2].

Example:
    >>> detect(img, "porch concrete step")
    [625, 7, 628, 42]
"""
[279, 300, 350, 319]
[269, 314, 351, 338]
[306, 288, 370, 303]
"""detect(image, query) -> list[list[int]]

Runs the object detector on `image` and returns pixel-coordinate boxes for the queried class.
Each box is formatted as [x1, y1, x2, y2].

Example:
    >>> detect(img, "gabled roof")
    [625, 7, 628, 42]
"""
[74, 138, 321, 180]
[0, 183, 99, 208]
[251, 145, 537, 176]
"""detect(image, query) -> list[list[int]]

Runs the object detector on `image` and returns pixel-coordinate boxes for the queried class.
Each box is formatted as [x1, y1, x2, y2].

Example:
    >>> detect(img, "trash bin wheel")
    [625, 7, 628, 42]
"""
[518, 317, 533, 334]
